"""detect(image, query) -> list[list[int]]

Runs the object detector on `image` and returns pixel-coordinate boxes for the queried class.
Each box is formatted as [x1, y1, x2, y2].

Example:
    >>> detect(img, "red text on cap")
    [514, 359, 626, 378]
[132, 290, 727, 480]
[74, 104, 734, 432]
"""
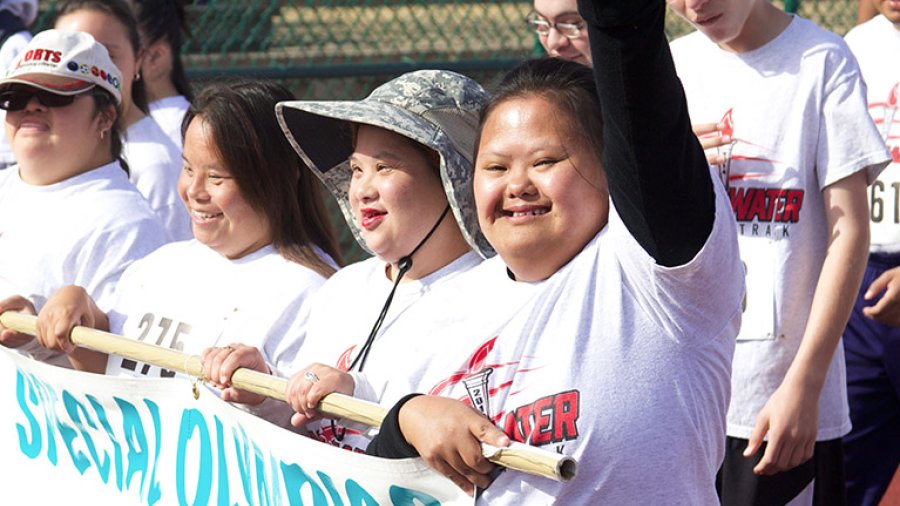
[22, 49, 62, 64]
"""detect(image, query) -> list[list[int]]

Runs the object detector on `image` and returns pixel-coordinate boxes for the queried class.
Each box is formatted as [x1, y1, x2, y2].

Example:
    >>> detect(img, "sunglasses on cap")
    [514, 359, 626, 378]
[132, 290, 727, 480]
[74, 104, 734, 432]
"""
[0, 88, 94, 111]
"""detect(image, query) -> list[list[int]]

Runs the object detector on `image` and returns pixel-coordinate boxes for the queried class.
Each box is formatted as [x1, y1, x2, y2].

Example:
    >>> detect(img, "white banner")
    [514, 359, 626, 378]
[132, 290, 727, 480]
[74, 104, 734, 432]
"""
[0, 347, 471, 505]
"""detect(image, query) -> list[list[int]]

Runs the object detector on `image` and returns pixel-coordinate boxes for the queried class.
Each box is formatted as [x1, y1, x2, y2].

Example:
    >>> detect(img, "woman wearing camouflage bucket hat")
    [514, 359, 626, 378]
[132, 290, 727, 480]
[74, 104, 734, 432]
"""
[0, 29, 167, 367]
[272, 70, 544, 452]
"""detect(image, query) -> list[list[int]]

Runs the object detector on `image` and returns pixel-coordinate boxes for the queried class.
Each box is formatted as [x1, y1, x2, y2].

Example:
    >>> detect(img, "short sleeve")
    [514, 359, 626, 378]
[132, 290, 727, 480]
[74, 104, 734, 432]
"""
[817, 50, 890, 189]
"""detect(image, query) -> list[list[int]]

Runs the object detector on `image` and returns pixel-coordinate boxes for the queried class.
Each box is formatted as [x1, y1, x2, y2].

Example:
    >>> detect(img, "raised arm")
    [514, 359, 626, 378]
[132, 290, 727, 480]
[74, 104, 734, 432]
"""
[578, 0, 714, 266]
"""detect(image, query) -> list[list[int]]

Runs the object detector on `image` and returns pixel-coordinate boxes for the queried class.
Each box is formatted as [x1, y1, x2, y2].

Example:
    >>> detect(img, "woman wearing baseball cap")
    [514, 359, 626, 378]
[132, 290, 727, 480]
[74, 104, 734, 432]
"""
[0, 29, 167, 367]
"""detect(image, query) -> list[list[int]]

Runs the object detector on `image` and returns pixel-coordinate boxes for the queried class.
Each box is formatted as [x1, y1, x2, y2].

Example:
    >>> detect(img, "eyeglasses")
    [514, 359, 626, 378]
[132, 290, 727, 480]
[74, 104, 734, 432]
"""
[0, 89, 87, 111]
[525, 11, 585, 38]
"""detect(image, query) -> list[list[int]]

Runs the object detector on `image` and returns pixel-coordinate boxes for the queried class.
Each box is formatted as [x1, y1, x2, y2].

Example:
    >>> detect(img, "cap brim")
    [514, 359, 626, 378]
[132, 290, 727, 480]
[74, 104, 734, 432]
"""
[0, 73, 95, 96]
[277, 99, 438, 177]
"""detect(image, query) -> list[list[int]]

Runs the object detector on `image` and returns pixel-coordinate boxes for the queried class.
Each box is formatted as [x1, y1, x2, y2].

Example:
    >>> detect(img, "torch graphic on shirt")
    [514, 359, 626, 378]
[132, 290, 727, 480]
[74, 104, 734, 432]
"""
[428, 337, 501, 420]
[462, 338, 498, 419]
[881, 83, 898, 142]
[428, 336, 532, 424]
[716, 108, 738, 189]
[463, 368, 494, 419]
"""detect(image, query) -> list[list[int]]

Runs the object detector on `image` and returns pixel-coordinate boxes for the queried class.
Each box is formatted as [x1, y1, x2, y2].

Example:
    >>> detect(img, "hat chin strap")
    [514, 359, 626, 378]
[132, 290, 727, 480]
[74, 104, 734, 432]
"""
[349, 204, 451, 372]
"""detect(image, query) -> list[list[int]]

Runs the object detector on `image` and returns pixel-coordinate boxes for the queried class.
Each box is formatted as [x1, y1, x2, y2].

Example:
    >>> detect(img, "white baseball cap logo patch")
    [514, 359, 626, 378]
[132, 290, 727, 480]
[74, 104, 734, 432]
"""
[0, 29, 123, 104]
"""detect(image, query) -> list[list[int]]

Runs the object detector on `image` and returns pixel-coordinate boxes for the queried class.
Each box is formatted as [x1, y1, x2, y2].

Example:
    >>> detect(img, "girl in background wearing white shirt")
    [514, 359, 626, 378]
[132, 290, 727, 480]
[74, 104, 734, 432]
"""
[56, 0, 192, 241]
[130, 0, 192, 150]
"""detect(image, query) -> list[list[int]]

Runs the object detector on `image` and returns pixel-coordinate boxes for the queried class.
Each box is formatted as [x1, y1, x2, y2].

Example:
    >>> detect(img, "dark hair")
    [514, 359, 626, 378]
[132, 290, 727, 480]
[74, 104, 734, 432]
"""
[128, 0, 192, 100]
[55, 0, 150, 114]
[477, 57, 603, 161]
[90, 89, 129, 175]
[183, 80, 342, 276]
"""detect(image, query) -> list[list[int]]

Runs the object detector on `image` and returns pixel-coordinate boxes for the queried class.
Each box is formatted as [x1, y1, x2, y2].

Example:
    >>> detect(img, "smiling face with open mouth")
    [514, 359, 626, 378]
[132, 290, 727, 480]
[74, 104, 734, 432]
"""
[474, 96, 608, 282]
[178, 116, 272, 259]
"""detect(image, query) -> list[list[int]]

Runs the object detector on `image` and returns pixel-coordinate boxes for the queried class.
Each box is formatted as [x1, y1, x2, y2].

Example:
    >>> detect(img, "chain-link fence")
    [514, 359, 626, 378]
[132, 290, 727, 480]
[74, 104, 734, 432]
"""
[31, 0, 861, 263]
[32, 0, 862, 98]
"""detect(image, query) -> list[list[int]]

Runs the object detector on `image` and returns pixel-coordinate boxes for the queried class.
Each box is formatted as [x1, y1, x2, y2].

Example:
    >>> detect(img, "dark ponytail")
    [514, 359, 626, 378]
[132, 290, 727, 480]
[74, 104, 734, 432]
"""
[129, 0, 192, 100]
[91, 89, 129, 175]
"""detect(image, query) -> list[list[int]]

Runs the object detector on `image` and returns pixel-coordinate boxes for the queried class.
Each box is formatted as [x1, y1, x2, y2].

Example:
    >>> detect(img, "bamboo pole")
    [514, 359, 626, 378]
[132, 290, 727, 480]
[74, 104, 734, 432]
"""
[0, 311, 577, 482]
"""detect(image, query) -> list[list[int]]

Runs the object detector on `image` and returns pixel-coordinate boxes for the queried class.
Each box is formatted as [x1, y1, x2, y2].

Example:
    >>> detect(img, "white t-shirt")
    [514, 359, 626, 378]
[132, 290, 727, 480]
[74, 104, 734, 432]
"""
[846, 15, 900, 253]
[104, 240, 329, 427]
[407, 177, 743, 504]
[671, 16, 890, 440]
[296, 251, 486, 448]
[0, 30, 31, 168]
[0, 161, 168, 365]
[123, 115, 192, 242]
[149, 95, 190, 150]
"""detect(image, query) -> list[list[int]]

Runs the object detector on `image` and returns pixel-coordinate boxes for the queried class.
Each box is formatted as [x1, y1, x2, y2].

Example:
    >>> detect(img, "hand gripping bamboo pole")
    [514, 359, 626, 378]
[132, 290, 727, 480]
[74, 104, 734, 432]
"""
[0, 311, 577, 482]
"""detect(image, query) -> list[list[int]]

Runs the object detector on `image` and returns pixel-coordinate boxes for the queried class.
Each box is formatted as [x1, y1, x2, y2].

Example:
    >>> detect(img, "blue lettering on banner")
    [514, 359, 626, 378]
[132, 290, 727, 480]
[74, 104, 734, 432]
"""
[233, 425, 255, 504]
[144, 400, 163, 504]
[281, 462, 329, 505]
[60, 391, 93, 475]
[346, 479, 379, 505]
[118, 398, 162, 504]
[15, 370, 43, 459]
[214, 415, 230, 505]
[389, 486, 442, 506]
[176, 409, 213, 506]
[89, 395, 124, 490]
[13, 368, 163, 504]
[317, 470, 345, 505]
[255, 435, 273, 506]
[10, 367, 448, 505]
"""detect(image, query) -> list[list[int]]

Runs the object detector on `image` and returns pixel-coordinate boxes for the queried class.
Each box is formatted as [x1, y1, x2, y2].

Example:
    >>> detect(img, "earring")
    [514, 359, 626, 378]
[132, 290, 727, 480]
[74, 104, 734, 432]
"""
[134, 72, 141, 81]
[100, 129, 107, 140]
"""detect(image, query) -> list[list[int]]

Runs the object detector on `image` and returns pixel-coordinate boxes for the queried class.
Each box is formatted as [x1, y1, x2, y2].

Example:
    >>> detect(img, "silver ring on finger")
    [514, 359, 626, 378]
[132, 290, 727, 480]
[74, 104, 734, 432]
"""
[304, 371, 320, 383]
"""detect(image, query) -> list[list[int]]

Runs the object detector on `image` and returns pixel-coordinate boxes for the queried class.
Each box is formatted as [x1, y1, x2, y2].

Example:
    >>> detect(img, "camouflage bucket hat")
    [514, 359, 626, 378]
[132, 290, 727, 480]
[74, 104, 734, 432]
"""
[275, 69, 493, 258]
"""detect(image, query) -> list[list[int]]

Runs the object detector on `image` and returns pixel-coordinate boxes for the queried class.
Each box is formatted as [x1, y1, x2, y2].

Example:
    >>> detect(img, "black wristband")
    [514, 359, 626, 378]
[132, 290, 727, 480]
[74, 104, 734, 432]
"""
[365, 393, 423, 459]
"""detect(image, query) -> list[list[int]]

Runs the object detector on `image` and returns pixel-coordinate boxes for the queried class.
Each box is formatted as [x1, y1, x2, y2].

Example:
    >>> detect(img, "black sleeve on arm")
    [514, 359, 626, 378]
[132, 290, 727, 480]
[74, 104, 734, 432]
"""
[577, 0, 715, 267]
[365, 393, 422, 459]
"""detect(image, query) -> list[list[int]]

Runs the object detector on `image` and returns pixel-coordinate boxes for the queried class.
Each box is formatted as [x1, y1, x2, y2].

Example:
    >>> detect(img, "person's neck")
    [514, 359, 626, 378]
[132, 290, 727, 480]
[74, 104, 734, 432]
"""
[121, 102, 147, 129]
[19, 151, 113, 185]
[144, 79, 180, 104]
[719, 2, 792, 53]
[386, 223, 471, 283]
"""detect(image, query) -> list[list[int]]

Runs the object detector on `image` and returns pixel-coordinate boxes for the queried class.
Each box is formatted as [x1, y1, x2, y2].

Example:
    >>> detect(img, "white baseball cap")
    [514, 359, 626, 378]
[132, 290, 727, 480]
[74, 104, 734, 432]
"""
[0, 29, 122, 104]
